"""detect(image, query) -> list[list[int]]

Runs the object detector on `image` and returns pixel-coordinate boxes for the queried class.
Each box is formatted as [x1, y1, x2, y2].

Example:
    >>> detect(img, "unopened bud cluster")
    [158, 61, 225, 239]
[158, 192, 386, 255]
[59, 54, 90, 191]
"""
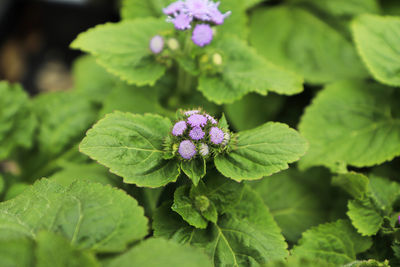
[164, 109, 231, 160]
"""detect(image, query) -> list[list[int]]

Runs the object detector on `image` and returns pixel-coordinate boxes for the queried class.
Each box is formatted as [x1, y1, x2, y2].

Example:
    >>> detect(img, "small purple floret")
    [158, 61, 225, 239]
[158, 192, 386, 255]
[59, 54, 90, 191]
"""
[172, 121, 187, 136]
[187, 114, 208, 127]
[185, 0, 210, 20]
[209, 127, 224, 144]
[205, 114, 217, 124]
[192, 24, 213, 47]
[149, 35, 164, 54]
[209, 4, 231, 24]
[184, 110, 200, 116]
[179, 140, 197, 159]
[163, 1, 185, 15]
[172, 13, 193, 30]
[189, 126, 205, 140]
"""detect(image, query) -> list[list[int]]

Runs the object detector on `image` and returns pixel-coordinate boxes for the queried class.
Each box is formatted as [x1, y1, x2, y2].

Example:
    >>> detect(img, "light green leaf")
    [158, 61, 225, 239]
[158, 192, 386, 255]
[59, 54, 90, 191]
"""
[215, 122, 308, 181]
[154, 182, 288, 266]
[36, 231, 99, 267]
[347, 199, 383, 236]
[368, 175, 400, 212]
[33, 91, 98, 156]
[80, 112, 180, 187]
[107, 238, 212, 267]
[332, 172, 370, 199]
[172, 186, 208, 229]
[299, 80, 400, 169]
[99, 82, 167, 117]
[4, 183, 29, 201]
[72, 55, 117, 102]
[344, 259, 390, 267]
[224, 93, 285, 131]
[50, 162, 120, 187]
[0, 237, 34, 267]
[120, 0, 167, 20]
[249, 168, 330, 242]
[181, 158, 206, 186]
[216, 0, 248, 39]
[71, 19, 173, 86]
[292, 220, 372, 265]
[352, 14, 400, 86]
[198, 37, 303, 104]
[0, 179, 148, 252]
[0, 81, 36, 160]
[249, 6, 367, 84]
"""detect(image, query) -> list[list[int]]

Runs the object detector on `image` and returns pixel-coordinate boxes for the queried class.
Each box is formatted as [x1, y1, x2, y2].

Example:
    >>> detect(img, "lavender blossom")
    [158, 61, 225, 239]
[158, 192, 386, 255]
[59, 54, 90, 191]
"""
[192, 24, 213, 47]
[189, 126, 205, 140]
[172, 13, 192, 30]
[187, 114, 207, 127]
[209, 127, 224, 144]
[208, 3, 231, 24]
[185, 0, 211, 20]
[172, 121, 187, 136]
[184, 110, 200, 116]
[205, 114, 217, 124]
[179, 140, 197, 159]
[199, 143, 209, 156]
[149, 35, 164, 54]
[163, 1, 185, 15]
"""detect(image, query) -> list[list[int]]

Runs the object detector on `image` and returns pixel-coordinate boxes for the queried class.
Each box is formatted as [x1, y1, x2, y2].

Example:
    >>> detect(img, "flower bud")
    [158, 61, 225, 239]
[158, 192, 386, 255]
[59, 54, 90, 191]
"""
[167, 38, 180, 51]
[195, 195, 210, 212]
[149, 35, 164, 54]
[212, 53, 223, 66]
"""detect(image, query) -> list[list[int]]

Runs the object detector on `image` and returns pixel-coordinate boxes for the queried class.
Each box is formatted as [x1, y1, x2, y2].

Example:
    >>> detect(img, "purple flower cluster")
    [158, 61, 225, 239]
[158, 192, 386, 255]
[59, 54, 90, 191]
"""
[169, 109, 231, 160]
[163, 0, 231, 47]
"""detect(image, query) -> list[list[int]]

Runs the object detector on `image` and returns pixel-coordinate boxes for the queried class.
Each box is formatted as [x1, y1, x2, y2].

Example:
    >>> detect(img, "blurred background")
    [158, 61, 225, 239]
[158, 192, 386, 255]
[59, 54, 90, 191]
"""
[0, 0, 119, 95]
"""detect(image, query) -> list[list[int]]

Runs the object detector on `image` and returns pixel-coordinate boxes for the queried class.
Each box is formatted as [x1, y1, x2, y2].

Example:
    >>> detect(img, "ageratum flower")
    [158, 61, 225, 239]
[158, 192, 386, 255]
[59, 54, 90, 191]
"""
[172, 121, 187, 136]
[149, 35, 164, 54]
[192, 24, 213, 47]
[209, 126, 224, 144]
[179, 140, 197, 159]
[199, 143, 209, 156]
[187, 114, 208, 128]
[189, 126, 205, 140]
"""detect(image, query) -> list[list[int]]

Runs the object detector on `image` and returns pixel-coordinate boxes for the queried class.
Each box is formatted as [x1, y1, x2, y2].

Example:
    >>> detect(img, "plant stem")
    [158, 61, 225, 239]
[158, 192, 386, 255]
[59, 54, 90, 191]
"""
[177, 32, 193, 96]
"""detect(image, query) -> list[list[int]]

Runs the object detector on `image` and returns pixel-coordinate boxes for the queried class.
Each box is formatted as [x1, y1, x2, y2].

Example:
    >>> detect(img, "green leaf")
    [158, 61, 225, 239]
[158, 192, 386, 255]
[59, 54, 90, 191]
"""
[198, 37, 303, 104]
[99, 82, 167, 117]
[72, 55, 117, 102]
[33, 91, 98, 156]
[107, 238, 212, 267]
[224, 93, 285, 131]
[4, 183, 29, 201]
[299, 80, 400, 170]
[292, 220, 372, 265]
[0, 237, 34, 267]
[263, 257, 335, 267]
[352, 14, 400, 86]
[344, 259, 390, 267]
[0, 179, 148, 252]
[368, 175, 400, 212]
[172, 185, 208, 229]
[249, 168, 330, 242]
[50, 162, 121, 187]
[289, 0, 380, 17]
[80, 112, 180, 187]
[0, 81, 36, 160]
[154, 183, 288, 266]
[347, 199, 383, 236]
[249, 6, 367, 84]
[180, 158, 206, 186]
[71, 18, 173, 86]
[216, 0, 248, 39]
[215, 122, 308, 181]
[36, 231, 99, 267]
[120, 0, 167, 20]
[332, 172, 370, 199]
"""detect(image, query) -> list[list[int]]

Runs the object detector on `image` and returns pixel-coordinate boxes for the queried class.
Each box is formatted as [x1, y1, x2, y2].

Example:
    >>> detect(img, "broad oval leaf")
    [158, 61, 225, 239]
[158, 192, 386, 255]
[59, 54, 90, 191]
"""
[198, 37, 303, 104]
[292, 220, 372, 265]
[347, 199, 383, 236]
[107, 238, 212, 267]
[299, 80, 400, 169]
[332, 172, 369, 200]
[80, 112, 180, 187]
[71, 18, 173, 86]
[0, 179, 148, 252]
[180, 158, 206, 186]
[249, 6, 367, 84]
[215, 122, 308, 181]
[352, 14, 400, 87]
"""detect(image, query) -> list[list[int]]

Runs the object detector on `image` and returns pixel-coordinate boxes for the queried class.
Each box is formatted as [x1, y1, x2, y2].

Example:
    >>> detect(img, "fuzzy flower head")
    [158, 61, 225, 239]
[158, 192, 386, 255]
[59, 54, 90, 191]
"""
[166, 109, 232, 160]
[149, 35, 164, 54]
[163, 0, 231, 46]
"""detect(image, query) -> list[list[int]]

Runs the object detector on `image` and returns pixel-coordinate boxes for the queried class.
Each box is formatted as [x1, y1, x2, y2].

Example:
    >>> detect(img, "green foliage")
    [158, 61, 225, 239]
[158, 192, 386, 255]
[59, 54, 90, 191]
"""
[80, 112, 180, 187]
[249, 6, 367, 84]
[0, 179, 148, 252]
[215, 122, 308, 181]
[71, 18, 173, 86]
[352, 14, 400, 87]
[249, 168, 331, 242]
[332, 172, 370, 199]
[299, 80, 400, 170]
[120, 0, 167, 20]
[180, 158, 206, 186]
[292, 220, 372, 265]
[347, 198, 383, 236]
[0, 82, 36, 160]
[198, 37, 304, 104]
[106, 238, 212, 267]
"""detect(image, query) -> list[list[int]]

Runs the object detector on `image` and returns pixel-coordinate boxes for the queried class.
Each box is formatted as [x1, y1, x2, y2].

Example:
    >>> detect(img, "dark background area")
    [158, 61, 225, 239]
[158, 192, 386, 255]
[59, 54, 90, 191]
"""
[0, 0, 119, 95]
